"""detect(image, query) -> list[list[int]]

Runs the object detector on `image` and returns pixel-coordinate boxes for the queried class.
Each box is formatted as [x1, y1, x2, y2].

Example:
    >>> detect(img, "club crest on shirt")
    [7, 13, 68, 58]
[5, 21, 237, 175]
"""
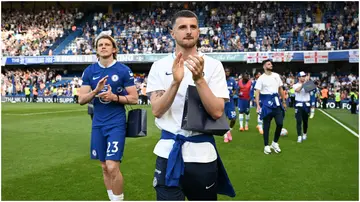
[112, 75, 119, 82]
[99, 85, 111, 104]
[117, 87, 124, 94]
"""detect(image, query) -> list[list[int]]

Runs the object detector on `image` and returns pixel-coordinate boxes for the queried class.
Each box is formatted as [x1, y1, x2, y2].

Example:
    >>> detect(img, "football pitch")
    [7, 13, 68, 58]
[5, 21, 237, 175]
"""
[1, 103, 359, 200]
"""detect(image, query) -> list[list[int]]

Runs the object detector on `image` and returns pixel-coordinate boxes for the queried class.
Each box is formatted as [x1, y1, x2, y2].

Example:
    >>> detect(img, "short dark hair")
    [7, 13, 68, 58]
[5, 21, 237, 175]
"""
[171, 10, 198, 28]
[262, 59, 272, 66]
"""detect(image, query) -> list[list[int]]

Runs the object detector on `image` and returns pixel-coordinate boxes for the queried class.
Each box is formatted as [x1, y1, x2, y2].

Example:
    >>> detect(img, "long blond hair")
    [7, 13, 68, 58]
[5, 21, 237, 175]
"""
[95, 35, 118, 60]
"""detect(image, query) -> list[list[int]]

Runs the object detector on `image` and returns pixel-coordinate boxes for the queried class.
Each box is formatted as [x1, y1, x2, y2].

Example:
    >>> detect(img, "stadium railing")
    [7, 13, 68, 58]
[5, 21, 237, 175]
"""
[1, 50, 359, 65]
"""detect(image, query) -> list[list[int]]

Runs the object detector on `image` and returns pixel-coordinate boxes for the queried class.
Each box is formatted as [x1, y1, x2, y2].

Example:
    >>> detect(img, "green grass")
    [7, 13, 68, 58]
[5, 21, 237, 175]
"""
[322, 108, 359, 133]
[1, 103, 359, 200]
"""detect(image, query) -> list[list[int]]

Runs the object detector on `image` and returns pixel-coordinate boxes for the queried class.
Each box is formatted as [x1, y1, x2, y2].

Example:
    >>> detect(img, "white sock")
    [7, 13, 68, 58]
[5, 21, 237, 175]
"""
[239, 114, 244, 128]
[311, 108, 315, 114]
[303, 133, 307, 136]
[245, 114, 250, 127]
[257, 114, 263, 128]
[112, 193, 124, 201]
[107, 190, 114, 201]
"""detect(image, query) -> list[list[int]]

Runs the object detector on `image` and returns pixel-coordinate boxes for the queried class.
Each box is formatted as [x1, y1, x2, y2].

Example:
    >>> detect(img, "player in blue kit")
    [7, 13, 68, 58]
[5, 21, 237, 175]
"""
[79, 34, 138, 201]
[224, 67, 238, 143]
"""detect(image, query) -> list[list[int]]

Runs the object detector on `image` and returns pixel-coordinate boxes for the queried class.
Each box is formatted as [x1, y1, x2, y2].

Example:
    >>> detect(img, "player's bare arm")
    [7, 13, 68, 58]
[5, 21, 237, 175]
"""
[149, 83, 180, 118]
[79, 75, 108, 105]
[122, 86, 138, 104]
[278, 87, 287, 110]
[255, 89, 261, 112]
[97, 85, 138, 104]
[186, 55, 224, 120]
[149, 52, 184, 118]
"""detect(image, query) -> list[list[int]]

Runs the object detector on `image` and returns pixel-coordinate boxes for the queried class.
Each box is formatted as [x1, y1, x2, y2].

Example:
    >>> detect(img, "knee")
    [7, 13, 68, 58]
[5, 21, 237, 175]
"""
[105, 161, 120, 176]
[101, 162, 108, 174]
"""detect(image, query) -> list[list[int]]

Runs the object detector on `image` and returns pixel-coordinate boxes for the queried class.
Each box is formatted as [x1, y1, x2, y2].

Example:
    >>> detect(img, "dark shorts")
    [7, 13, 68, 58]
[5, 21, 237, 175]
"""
[90, 124, 126, 162]
[238, 99, 250, 114]
[153, 156, 218, 201]
[225, 101, 236, 119]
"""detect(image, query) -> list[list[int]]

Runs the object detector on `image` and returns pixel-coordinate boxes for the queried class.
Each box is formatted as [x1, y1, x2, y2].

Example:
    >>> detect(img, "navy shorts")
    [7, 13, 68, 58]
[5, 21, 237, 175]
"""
[225, 101, 236, 119]
[238, 99, 250, 114]
[90, 124, 126, 162]
[153, 156, 218, 201]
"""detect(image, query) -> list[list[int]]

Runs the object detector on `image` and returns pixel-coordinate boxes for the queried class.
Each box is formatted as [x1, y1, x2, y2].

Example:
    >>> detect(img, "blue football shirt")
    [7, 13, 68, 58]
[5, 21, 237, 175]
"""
[226, 77, 237, 98]
[82, 61, 135, 127]
[250, 80, 256, 99]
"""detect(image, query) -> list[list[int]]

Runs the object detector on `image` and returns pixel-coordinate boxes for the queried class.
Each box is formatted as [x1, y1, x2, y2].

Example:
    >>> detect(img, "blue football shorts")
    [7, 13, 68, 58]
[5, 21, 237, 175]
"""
[238, 99, 250, 114]
[225, 100, 236, 119]
[90, 124, 126, 162]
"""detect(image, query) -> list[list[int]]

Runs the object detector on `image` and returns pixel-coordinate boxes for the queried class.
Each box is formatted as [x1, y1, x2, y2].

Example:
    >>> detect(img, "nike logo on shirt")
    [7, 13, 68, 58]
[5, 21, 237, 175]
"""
[93, 76, 100, 80]
[205, 182, 215, 189]
[165, 72, 172, 75]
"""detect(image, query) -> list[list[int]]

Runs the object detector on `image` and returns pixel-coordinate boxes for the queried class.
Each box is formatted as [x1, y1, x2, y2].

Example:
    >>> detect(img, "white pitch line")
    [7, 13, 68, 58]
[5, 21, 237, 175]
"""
[3, 109, 85, 116]
[318, 109, 359, 138]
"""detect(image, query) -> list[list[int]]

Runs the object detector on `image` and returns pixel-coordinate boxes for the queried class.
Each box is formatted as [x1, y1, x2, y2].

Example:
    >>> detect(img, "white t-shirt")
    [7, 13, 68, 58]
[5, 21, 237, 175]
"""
[254, 72, 283, 94]
[293, 82, 310, 101]
[146, 53, 229, 163]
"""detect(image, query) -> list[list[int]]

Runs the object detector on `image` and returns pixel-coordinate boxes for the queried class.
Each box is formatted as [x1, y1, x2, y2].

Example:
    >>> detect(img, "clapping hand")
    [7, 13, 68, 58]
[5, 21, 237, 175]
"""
[97, 84, 115, 102]
[185, 55, 204, 82]
[94, 75, 108, 94]
[172, 52, 184, 83]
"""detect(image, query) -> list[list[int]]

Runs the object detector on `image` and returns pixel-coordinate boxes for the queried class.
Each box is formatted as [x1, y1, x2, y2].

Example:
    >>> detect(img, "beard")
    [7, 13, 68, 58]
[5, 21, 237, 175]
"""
[266, 67, 273, 72]
[176, 38, 198, 49]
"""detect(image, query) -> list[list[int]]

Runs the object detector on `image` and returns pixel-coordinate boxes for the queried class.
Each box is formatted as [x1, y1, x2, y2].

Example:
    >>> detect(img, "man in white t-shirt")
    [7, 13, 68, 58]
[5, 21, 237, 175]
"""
[293, 71, 311, 143]
[254, 59, 287, 154]
[146, 10, 235, 200]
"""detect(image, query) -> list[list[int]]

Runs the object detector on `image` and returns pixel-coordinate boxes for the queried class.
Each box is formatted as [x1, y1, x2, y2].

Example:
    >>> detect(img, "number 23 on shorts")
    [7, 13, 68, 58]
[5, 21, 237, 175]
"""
[107, 141, 118, 156]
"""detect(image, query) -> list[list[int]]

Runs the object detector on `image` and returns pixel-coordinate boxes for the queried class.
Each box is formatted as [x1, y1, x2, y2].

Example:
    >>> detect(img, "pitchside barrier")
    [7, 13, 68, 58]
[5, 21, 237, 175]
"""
[1, 50, 359, 65]
[3, 95, 358, 112]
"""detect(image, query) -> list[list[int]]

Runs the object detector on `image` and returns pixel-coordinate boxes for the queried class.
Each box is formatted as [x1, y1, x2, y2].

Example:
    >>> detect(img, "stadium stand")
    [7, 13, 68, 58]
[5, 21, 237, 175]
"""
[55, 2, 359, 55]
[1, 1, 358, 105]
[1, 7, 84, 56]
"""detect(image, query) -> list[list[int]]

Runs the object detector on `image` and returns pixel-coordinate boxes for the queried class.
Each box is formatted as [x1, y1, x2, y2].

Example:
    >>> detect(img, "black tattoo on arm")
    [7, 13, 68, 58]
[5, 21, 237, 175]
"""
[148, 90, 165, 101]
[154, 90, 165, 97]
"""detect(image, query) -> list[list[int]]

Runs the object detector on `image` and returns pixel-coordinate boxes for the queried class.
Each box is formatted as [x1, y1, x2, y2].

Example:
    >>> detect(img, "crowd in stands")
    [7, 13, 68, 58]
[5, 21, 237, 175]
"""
[1, 68, 82, 98]
[2, 67, 358, 109]
[309, 72, 359, 101]
[1, 6, 84, 56]
[64, 1, 358, 55]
